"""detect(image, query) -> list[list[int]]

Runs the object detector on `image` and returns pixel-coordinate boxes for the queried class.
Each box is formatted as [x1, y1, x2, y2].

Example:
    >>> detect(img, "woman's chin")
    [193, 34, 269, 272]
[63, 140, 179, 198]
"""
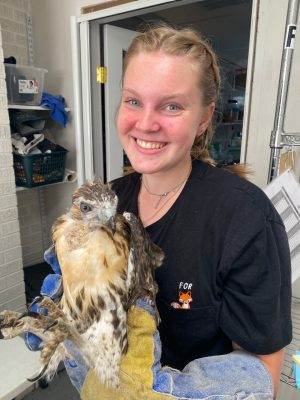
[129, 160, 162, 175]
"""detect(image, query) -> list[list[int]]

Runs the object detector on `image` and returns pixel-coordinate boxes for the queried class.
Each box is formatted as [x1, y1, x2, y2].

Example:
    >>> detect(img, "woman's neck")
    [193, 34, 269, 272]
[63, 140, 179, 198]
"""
[141, 159, 192, 194]
[138, 158, 192, 227]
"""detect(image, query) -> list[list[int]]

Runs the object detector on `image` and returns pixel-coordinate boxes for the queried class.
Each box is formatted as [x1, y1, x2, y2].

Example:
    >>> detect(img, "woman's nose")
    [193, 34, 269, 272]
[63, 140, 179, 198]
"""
[135, 109, 160, 132]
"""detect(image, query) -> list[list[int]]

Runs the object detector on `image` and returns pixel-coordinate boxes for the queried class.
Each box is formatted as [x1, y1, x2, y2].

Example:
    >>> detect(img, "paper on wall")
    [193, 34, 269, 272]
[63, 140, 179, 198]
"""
[264, 169, 300, 284]
[63, 168, 77, 183]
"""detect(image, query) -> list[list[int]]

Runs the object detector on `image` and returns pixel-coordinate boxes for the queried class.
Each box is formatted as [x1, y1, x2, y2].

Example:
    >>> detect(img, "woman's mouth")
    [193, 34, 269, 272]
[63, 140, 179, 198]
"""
[136, 138, 166, 150]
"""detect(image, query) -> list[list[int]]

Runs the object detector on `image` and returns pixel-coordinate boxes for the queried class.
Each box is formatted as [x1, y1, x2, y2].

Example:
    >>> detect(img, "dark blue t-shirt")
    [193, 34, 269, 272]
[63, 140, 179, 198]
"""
[112, 160, 292, 370]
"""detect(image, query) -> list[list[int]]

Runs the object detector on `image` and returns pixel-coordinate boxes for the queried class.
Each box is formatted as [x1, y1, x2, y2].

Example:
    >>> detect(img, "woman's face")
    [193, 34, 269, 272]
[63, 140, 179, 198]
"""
[117, 51, 214, 175]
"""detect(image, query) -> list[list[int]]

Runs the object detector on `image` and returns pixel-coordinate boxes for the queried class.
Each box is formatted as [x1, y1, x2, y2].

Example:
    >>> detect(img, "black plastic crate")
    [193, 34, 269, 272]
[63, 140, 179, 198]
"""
[13, 140, 68, 188]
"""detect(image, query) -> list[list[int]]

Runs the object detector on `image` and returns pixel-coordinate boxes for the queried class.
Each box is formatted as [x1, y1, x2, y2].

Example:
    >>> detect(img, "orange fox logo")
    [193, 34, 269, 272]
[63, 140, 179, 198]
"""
[170, 291, 193, 309]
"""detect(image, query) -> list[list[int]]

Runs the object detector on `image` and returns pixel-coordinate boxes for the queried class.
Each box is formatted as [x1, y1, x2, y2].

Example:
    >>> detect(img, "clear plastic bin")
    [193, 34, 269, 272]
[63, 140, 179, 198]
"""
[4, 64, 48, 106]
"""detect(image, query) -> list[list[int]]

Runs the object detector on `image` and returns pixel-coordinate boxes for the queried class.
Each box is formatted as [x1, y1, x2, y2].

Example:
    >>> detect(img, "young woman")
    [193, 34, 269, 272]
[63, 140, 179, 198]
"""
[111, 25, 292, 396]
[18, 24, 291, 399]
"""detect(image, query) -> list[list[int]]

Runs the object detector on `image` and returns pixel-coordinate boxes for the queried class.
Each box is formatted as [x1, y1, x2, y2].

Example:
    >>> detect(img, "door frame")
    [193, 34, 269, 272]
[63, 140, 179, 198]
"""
[70, 0, 259, 185]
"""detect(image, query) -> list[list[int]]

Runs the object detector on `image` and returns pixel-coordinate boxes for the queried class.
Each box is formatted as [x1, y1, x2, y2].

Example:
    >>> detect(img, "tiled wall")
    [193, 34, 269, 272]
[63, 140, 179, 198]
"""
[0, 0, 44, 311]
[0, 0, 44, 268]
[0, 0, 31, 66]
[0, 26, 25, 312]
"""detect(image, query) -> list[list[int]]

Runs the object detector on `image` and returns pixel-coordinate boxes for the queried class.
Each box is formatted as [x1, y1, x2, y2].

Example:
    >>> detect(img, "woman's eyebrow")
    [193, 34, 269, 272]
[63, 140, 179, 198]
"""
[122, 87, 188, 101]
[122, 87, 139, 96]
[160, 94, 188, 102]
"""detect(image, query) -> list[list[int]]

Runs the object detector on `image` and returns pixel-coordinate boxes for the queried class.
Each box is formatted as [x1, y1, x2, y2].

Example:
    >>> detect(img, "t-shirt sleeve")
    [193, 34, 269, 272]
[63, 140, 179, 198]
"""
[219, 201, 292, 355]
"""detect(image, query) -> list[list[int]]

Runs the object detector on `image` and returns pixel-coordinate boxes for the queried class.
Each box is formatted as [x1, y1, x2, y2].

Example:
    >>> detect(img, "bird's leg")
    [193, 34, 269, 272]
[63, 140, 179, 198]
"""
[0, 297, 66, 341]
[38, 296, 65, 321]
[0, 310, 22, 339]
[0, 297, 73, 382]
[28, 297, 68, 365]
[0, 297, 86, 382]
[0, 309, 56, 340]
[1, 296, 47, 331]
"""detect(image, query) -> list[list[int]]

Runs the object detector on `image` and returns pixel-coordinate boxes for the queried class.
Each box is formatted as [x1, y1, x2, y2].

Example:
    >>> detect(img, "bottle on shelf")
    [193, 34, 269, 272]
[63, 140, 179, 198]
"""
[224, 99, 240, 122]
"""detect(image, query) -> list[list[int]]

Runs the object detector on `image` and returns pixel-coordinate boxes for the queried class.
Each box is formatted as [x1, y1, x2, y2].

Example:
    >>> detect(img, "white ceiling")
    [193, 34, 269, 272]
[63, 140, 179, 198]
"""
[114, 0, 253, 68]
[153, 0, 252, 66]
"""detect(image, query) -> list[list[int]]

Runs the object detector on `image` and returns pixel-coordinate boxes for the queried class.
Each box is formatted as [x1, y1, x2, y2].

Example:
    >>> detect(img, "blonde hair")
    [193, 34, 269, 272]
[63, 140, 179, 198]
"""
[122, 25, 221, 165]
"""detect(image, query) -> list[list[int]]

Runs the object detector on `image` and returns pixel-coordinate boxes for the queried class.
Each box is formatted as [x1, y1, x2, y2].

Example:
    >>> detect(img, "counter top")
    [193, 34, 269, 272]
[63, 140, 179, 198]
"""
[0, 336, 40, 400]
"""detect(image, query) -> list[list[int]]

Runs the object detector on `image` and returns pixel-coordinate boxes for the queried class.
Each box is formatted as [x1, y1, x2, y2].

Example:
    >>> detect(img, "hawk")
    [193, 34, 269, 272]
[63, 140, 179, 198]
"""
[0, 179, 163, 388]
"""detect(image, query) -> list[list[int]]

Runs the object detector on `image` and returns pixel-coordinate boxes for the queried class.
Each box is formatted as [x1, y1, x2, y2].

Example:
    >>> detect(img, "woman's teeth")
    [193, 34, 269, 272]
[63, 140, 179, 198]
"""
[136, 139, 165, 149]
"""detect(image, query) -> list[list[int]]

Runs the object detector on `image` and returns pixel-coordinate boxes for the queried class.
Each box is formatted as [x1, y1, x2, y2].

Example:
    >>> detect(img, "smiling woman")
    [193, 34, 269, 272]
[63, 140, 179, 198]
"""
[111, 25, 292, 398]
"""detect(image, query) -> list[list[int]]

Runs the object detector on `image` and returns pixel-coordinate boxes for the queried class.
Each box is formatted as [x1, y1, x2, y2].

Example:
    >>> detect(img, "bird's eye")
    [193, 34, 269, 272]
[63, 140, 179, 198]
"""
[80, 202, 92, 213]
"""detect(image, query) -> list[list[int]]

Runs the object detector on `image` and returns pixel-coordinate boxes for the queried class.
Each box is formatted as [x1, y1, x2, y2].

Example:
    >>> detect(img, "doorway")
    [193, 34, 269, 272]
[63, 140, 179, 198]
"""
[86, 0, 253, 181]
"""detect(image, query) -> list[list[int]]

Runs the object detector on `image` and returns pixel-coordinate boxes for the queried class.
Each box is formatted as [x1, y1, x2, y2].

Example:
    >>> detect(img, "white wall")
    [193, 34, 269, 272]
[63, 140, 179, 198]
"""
[29, 0, 124, 233]
[29, 0, 78, 236]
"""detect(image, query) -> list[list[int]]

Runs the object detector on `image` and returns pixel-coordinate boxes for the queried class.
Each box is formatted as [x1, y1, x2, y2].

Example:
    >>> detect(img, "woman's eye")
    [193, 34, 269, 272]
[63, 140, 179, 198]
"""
[124, 98, 140, 107]
[80, 202, 92, 213]
[166, 104, 181, 112]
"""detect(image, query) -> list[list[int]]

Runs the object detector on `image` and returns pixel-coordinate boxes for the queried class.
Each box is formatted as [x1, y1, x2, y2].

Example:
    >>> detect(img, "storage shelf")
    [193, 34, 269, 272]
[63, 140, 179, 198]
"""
[10, 103, 73, 191]
[8, 104, 70, 111]
[16, 180, 72, 191]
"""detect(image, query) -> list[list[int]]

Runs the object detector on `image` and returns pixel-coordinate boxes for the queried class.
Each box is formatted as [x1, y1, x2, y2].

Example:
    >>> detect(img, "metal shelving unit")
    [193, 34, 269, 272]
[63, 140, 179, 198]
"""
[8, 104, 70, 111]
[268, 0, 300, 182]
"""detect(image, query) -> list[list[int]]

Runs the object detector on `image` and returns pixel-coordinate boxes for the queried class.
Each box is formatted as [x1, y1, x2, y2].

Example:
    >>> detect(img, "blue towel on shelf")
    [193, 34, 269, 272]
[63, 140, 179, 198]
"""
[41, 92, 68, 126]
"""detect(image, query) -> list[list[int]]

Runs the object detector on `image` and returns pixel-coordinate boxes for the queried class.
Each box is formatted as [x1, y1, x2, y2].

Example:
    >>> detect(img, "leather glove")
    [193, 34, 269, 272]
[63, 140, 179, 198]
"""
[23, 246, 63, 351]
[81, 298, 274, 400]
[25, 247, 273, 400]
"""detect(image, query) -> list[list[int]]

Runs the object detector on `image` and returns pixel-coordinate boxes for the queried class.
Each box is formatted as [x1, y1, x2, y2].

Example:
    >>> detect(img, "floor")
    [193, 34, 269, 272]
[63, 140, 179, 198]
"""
[22, 369, 80, 400]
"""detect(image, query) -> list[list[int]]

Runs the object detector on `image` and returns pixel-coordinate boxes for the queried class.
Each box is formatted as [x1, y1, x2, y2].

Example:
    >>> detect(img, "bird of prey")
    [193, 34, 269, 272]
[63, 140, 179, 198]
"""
[0, 179, 163, 388]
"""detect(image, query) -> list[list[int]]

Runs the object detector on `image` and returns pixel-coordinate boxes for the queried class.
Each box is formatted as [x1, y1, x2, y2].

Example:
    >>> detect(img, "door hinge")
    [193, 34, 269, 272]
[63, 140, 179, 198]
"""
[97, 66, 107, 84]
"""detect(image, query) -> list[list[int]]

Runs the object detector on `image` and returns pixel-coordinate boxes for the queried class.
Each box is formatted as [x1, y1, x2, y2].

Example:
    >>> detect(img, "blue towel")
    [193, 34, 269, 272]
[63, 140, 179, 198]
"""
[41, 92, 68, 126]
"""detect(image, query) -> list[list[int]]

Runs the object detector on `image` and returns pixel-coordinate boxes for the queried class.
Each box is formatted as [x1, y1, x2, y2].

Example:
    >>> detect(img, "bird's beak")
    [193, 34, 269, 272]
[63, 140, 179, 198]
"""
[108, 216, 116, 234]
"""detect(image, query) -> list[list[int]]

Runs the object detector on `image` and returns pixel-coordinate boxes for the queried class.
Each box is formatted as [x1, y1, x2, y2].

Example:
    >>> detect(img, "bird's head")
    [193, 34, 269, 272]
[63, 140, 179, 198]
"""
[70, 178, 118, 230]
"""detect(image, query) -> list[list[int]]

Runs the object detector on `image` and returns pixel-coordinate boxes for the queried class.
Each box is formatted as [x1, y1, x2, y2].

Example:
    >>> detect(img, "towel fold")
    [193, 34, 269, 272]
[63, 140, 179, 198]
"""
[41, 92, 68, 126]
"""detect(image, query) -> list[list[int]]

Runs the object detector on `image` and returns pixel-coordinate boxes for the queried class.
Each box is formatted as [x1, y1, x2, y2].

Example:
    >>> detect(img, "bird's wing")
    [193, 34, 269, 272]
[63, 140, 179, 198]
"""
[121, 212, 164, 322]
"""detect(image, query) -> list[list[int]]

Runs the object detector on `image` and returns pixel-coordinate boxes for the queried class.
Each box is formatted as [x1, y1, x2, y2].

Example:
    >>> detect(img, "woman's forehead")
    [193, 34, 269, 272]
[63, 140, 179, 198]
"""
[125, 50, 198, 69]
[123, 51, 201, 86]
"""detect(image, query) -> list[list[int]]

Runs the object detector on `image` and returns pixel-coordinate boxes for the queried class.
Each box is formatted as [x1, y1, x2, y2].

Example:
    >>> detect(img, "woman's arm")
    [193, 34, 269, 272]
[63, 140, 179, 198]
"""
[233, 342, 284, 397]
[256, 349, 284, 397]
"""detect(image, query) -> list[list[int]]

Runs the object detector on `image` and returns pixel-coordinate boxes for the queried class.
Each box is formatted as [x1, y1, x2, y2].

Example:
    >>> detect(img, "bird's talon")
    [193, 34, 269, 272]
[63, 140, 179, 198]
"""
[15, 310, 40, 323]
[29, 296, 44, 310]
[43, 320, 58, 333]
[27, 311, 41, 318]
[15, 311, 28, 321]
[27, 364, 48, 382]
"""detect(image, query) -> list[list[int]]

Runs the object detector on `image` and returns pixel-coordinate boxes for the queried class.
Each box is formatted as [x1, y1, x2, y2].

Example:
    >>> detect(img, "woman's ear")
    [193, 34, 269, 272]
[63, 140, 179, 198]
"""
[197, 102, 215, 136]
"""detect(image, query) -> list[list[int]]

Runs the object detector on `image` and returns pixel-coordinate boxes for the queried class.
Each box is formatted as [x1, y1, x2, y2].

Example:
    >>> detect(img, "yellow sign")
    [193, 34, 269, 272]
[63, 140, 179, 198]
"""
[96, 66, 107, 84]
